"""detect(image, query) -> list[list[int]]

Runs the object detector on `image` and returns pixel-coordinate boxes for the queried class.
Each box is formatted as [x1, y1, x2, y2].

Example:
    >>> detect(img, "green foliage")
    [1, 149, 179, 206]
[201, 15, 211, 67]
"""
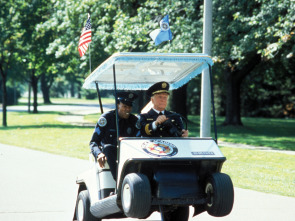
[2, 0, 295, 124]
[0, 0, 24, 74]
[242, 53, 295, 118]
[211, 0, 295, 120]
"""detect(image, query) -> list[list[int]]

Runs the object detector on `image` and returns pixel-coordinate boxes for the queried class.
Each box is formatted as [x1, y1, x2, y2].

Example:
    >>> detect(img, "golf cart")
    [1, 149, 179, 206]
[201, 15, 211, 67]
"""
[73, 52, 234, 221]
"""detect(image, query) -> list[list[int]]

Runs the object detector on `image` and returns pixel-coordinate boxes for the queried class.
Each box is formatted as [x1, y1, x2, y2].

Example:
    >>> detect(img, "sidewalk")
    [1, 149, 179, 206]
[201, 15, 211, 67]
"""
[218, 140, 295, 155]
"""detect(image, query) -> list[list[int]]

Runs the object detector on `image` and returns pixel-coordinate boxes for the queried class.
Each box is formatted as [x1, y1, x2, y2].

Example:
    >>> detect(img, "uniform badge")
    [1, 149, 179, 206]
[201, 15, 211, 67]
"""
[162, 82, 167, 89]
[98, 117, 107, 127]
[127, 127, 132, 135]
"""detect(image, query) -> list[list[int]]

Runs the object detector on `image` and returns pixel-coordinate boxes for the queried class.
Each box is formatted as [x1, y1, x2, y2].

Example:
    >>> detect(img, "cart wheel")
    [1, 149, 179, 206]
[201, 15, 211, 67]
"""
[121, 173, 151, 218]
[205, 173, 234, 217]
[160, 206, 189, 221]
[76, 190, 100, 221]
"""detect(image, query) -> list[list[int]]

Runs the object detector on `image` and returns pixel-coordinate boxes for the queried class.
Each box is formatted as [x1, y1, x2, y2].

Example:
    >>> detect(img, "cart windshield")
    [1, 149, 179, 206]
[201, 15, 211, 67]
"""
[83, 52, 213, 91]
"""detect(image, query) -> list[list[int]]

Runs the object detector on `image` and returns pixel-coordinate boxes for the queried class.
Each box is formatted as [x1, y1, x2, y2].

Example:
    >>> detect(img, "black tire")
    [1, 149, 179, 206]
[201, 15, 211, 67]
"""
[205, 173, 234, 217]
[121, 173, 151, 218]
[161, 206, 189, 221]
[76, 190, 100, 221]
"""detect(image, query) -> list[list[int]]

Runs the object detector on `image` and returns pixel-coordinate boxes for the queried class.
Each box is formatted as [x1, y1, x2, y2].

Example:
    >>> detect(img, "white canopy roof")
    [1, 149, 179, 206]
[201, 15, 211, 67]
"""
[83, 52, 213, 90]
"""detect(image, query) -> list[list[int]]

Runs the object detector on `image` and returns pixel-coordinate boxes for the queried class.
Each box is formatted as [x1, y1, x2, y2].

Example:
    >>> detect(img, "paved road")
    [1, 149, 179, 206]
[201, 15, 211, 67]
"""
[1, 143, 294, 221]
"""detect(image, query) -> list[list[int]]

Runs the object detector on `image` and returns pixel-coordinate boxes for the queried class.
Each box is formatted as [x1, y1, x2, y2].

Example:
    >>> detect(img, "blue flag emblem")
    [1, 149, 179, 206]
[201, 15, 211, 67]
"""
[149, 15, 173, 46]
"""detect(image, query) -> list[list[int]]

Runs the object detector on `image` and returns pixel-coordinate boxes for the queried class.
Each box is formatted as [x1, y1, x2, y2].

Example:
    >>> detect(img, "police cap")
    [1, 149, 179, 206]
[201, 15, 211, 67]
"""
[147, 81, 170, 98]
[117, 92, 138, 106]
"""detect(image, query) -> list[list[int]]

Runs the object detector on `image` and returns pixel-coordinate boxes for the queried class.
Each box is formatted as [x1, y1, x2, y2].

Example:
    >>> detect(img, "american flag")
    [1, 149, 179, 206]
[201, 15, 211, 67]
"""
[78, 15, 92, 57]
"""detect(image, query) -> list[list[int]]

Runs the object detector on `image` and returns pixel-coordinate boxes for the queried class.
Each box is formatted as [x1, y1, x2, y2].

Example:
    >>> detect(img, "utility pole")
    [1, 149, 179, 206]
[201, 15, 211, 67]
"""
[200, 0, 212, 137]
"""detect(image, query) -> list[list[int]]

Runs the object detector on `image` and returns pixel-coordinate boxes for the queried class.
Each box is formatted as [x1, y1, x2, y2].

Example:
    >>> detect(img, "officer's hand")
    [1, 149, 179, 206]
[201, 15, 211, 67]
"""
[181, 129, 189, 137]
[97, 153, 107, 168]
[155, 115, 168, 126]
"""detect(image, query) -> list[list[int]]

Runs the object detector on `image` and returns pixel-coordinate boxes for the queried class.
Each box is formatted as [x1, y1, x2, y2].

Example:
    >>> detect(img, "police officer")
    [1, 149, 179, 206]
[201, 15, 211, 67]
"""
[89, 92, 139, 180]
[139, 81, 189, 137]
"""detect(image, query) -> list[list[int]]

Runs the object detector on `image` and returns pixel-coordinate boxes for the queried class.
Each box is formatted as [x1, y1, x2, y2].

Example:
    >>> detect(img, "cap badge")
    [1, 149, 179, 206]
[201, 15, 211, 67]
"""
[162, 82, 167, 89]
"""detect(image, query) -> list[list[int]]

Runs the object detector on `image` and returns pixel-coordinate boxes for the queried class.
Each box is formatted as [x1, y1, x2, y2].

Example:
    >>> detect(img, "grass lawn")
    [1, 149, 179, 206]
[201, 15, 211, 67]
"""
[188, 116, 295, 151]
[0, 112, 92, 158]
[221, 147, 295, 197]
[0, 111, 295, 197]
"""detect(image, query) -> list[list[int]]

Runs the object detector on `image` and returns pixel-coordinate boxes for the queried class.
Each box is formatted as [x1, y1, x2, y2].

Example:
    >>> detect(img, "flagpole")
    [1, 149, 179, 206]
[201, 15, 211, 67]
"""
[89, 43, 91, 74]
[88, 13, 91, 75]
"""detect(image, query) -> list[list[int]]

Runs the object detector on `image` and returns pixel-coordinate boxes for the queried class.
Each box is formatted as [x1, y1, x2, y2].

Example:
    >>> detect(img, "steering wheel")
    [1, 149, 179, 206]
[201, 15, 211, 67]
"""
[158, 113, 188, 137]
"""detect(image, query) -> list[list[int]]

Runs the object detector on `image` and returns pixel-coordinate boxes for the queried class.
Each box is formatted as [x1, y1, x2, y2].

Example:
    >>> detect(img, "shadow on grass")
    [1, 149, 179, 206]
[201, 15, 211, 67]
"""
[0, 124, 93, 130]
[188, 115, 295, 151]
[7, 111, 70, 115]
[16, 102, 114, 108]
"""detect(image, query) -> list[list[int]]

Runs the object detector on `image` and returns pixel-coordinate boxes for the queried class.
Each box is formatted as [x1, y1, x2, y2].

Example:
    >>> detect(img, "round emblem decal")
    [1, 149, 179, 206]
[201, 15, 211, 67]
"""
[160, 22, 169, 31]
[142, 140, 178, 157]
[98, 117, 107, 127]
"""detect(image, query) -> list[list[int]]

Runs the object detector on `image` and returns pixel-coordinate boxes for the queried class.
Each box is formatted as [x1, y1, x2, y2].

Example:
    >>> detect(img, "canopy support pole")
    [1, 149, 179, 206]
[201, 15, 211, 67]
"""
[113, 64, 120, 188]
[95, 82, 104, 114]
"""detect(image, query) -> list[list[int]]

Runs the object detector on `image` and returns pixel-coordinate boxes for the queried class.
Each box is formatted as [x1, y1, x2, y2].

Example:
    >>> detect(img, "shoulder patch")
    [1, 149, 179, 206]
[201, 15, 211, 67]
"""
[98, 117, 107, 127]
[136, 119, 141, 129]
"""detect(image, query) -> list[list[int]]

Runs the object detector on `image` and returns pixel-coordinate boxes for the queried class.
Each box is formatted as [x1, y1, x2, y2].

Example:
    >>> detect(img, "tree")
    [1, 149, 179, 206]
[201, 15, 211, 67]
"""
[16, 0, 56, 113]
[98, 0, 204, 116]
[212, 0, 295, 125]
[241, 35, 295, 118]
[0, 0, 24, 126]
[41, 0, 206, 115]
[41, 0, 295, 124]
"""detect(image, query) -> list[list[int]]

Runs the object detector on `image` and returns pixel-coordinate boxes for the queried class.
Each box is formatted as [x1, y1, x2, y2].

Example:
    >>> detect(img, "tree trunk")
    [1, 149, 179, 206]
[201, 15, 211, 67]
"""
[223, 54, 261, 126]
[41, 74, 52, 104]
[223, 71, 243, 126]
[171, 84, 187, 118]
[134, 91, 147, 113]
[31, 70, 39, 113]
[1, 70, 7, 127]
[28, 83, 31, 112]
[70, 82, 75, 98]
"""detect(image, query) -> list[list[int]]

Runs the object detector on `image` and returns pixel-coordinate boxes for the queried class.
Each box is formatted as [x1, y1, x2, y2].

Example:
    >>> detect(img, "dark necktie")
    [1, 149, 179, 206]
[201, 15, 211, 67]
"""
[159, 112, 163, 116]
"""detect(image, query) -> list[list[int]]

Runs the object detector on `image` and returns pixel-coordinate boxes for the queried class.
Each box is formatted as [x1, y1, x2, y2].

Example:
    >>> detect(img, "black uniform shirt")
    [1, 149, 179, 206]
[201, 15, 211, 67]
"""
[139, 109, 184, 137]
[90, 110, 140, 157]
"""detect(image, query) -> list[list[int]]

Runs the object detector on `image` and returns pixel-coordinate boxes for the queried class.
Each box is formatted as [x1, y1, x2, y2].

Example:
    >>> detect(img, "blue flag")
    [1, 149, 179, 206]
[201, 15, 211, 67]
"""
[149, 15, 173, 46]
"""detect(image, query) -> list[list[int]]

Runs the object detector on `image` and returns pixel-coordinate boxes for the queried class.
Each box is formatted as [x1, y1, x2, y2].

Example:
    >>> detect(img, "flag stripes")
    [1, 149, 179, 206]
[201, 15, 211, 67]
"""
[78, 16, 92, 57]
